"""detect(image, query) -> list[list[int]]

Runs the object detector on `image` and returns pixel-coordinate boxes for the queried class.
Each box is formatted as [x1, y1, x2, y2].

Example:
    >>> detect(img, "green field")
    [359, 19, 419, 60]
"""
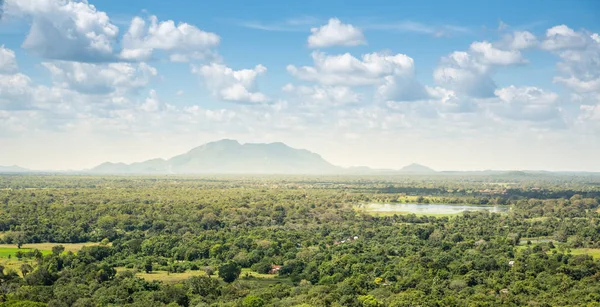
[115, 268, 208, 283]
[114, 267, 282, 284]
[516, 243, 600, 259]
[569, 248, 600, 259]
[0, 247, 51, 258]
[0, 242, 103, 258]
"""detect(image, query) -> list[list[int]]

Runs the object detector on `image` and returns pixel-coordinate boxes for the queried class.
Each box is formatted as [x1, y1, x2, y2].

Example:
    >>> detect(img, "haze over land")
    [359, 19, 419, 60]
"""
[2, 139, 599, 175]
[0, 0, 599, 171]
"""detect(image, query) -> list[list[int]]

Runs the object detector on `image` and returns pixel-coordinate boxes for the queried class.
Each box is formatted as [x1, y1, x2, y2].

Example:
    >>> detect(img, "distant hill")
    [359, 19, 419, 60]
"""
[90, 139, 340, 174]
[0, 165, 30, 173]
[398, 163, 436, 173]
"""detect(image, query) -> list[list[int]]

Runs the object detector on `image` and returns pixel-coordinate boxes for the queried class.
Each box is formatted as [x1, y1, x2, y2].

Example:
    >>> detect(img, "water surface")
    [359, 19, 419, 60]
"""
[361, 203, 509, 215]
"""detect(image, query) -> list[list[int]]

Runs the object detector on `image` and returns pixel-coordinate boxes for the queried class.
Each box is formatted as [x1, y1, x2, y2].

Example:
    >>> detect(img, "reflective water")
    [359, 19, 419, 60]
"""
[362, 203, 509, 215]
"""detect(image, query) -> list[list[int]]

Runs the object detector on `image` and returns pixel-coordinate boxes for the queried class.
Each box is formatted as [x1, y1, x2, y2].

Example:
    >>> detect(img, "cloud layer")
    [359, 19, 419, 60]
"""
[1, 0, 599, 170]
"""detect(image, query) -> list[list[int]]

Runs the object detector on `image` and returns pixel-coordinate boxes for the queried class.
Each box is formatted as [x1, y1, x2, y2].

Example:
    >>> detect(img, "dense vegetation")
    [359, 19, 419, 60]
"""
[0, 174, 599, 306]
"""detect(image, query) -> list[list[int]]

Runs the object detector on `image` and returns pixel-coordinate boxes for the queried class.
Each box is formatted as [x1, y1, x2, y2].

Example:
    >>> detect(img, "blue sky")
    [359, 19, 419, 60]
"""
[0, 0, 599, 171]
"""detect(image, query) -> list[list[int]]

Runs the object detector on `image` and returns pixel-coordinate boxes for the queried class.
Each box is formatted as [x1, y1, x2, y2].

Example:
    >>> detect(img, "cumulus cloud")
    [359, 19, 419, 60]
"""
[308, 18, 366, 48]
[42, 61, 158, 95]
[4, 0, 119, 61]
[192, 63, 269, 103]
[469, 41, 526, 65]
[0, 73, 34, 110]
[433, 51, 496, 98]
[541, 25, 600, 94]
[282, 83, 362, 108]
[120, 15, 220, 62]
[504, 31, 538, 50]
[288, 51, 428, 101]
[0, 46, 18, 74]
[541, 25, 588, 51]
[434, 39, 527, 98]
[492, 85, 562, 123]
[288, 51, 415, 86]
[376, 75, 430, 102]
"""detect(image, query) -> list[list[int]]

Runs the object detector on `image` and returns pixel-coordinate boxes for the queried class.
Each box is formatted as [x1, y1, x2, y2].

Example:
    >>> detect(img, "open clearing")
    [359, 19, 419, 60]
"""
[0, 242, 103, 257]
[114, 267, 285, 284]
[569, 248, 600, 259]
[118, 268, 208, 283]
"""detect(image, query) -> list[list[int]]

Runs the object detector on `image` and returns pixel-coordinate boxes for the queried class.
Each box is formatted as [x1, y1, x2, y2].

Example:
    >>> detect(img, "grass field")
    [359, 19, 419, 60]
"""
[0, 242, 103, 258]
[569, 248, 600, 259]
[134, 270, 207, 283]
[0, 258, 33, 274]
[0, 247, 51, 258]
[515, 244, 600, 259]
[115, 267, 284, 284]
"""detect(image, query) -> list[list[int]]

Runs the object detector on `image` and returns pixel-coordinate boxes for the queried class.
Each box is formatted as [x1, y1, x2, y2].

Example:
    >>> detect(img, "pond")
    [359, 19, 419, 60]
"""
[359, 203, 510, 215]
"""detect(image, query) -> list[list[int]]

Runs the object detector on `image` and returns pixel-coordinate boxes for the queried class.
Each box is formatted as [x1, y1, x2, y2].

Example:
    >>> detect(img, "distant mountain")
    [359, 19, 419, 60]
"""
[398, 163, 436, 173]
[0, 165, 30, 173]
[90, 139, 340, 174]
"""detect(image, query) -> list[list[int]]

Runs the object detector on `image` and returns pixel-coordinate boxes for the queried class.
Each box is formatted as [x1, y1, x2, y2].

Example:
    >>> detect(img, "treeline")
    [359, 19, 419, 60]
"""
[0, 176, 597, 306]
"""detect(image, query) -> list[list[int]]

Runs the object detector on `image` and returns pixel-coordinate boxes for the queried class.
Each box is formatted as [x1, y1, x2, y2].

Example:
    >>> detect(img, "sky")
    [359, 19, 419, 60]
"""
[0, 0, 599, 171]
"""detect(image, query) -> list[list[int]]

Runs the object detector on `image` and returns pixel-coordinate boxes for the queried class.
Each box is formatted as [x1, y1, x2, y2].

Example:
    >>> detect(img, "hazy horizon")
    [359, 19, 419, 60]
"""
[1, 0, 599, 172]
[1, 138, 598, 173]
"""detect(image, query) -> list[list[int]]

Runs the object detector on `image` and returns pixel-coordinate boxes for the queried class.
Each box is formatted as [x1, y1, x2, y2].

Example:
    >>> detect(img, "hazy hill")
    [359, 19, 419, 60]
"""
[91, 139, 340, 174]
[0, 165, 30, 173]
[398, 163, 436, 173]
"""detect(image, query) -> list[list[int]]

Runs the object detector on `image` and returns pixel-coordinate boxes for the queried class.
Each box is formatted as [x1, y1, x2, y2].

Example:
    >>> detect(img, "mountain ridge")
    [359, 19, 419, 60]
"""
[90, 139, 341, 174]
[4, 140, 598, 175]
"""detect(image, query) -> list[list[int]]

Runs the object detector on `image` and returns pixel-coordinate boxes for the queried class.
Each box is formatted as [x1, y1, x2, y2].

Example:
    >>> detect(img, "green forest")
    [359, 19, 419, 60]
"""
[0, 174, 599, 306]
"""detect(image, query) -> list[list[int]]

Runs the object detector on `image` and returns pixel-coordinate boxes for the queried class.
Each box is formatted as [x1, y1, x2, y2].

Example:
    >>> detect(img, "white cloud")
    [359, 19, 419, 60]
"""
[4, 0, 119, 61]
[433, 51, 496, 98]
[376, 75, 430, 102]
[288, 51, 413, 86]
[541, 25, 588, 51]
[42, 61, 158, 95]
[434, 39, 528, 98]
[503, 31, 538, 49]
[139, 89, 169, 112]
[282, 83, 362, 108]
[493, 85, 562, 123]
[307, 18, 366, 48]
[542, 26, 600, 94]
[192, 63, 269, 103]
[120, 15, 220, 62]
[0, 73, 34, 109]
[469, 41, 526, 65]
[288, 51, 427, 101]
[0, 46, 18, 74]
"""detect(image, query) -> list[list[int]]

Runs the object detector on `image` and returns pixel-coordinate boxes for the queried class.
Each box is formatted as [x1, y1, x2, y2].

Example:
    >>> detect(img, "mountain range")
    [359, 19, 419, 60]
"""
[0, 165, 31, 173]
[91, 139, 342, 174]
[3, 139, 597, 175]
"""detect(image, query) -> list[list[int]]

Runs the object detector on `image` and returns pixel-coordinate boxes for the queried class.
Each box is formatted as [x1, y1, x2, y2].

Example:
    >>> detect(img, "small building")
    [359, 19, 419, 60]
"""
[508, 261, 515, 267]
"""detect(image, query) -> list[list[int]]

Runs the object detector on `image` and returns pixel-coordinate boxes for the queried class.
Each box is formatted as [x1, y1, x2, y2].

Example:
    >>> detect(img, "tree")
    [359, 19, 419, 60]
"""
[185, 276, 221, 298]
[251, 261, 272, 274]
[20, 263, 33, 277]
[218, 262, 241, 283]
[144, 259, 153, 273]
[242, 296, 265, 307]
[51, 245, 65, 256]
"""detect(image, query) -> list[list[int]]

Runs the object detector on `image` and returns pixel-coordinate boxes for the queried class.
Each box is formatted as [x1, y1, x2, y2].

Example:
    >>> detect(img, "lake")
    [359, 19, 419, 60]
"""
[359, 203, 510, 215]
